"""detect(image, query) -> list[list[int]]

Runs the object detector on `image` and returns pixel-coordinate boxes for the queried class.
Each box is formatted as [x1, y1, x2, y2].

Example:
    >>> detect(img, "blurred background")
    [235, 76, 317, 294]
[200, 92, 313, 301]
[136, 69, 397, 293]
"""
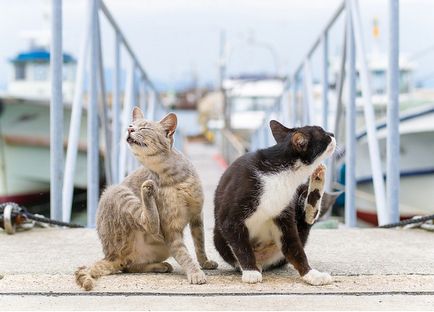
[1, 0, 434, 228]
[2, 0, 434, 91]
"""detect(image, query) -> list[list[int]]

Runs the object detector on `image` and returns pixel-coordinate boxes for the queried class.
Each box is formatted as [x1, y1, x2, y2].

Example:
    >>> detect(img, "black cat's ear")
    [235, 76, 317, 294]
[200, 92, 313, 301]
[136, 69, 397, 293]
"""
[270, 120, 291, 143]
[159, 113, 177, 138]
[132, 106, 144, 121]
[292, 132, 308, 152]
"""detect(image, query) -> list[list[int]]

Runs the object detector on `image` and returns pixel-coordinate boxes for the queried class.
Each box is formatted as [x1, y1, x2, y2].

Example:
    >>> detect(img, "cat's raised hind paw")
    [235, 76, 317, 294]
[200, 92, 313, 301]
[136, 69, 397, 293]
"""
[187, 270, 207, 284]
[200, 259, 218, 270]
[302, 269, 333, 286]
[242, 270, 262, 284]
[311, 164, 326, 184]
[141, 180, 157, 197]
[305, 164, 327, 225]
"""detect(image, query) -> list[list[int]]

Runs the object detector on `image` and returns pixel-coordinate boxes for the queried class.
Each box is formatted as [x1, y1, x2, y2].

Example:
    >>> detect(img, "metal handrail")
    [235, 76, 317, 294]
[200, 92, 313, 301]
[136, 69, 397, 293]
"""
[247, 0, 400, 227]
[99, 2, 154, 92]
[292, 1, 345, 78]
[220, 129, 247, 165]
[51, 0, 168, 226]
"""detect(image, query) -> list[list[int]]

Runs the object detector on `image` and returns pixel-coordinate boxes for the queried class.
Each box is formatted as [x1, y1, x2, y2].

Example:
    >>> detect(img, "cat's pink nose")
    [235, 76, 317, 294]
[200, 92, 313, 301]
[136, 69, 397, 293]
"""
[128, 127, 135, 134]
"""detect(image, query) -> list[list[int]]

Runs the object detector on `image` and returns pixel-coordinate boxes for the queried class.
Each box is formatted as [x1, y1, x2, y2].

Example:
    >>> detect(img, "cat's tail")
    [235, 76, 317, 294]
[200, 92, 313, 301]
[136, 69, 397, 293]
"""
[75, 259, 122, 291]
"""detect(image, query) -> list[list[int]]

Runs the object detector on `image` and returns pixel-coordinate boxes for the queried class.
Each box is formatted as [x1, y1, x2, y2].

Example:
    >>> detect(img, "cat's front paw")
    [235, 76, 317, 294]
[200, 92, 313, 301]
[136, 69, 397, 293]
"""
[201, 259, 218, 270]
[141, 180, 157, 197]
[187, 270, 207, 284]
[302, 269, 333, 286]
[242, 270, 262, 284]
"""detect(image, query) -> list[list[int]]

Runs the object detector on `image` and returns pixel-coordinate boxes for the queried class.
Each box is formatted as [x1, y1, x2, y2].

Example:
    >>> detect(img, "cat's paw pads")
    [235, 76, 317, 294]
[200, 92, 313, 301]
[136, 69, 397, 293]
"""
[141, 180, 156, 196]
[302, 269, 333, 286]
[187, 270, 207, 284]
[201, 259, 218, 270]
[312, 164, 326, 183]
[242, 270, 262, 284]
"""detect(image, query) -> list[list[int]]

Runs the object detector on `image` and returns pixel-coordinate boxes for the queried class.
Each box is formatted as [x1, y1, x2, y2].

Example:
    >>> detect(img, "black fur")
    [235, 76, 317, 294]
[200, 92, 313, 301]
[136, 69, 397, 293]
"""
[213, 122, 335, 278]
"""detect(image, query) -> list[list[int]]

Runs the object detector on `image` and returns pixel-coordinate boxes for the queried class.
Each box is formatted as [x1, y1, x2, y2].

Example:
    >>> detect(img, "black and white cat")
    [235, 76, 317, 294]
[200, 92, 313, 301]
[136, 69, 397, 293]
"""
[213, 121, 336, 285]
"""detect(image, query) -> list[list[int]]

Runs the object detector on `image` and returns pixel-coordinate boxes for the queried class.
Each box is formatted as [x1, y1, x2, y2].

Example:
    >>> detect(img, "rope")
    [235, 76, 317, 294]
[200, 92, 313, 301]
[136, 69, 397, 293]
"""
[2, 202, 433, 230]
[378, 214, 434, 229]
[0, 202, 84, 228]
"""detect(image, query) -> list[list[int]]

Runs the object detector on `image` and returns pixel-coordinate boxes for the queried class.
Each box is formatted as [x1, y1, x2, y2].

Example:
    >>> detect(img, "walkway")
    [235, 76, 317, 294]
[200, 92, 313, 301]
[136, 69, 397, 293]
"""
[1, 142, 434, 310]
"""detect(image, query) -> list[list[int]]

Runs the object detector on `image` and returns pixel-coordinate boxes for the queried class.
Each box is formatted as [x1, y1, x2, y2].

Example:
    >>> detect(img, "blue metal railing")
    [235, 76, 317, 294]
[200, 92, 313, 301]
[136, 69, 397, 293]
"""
[249, 0, 400, 227]
[50, 0, 175, 226]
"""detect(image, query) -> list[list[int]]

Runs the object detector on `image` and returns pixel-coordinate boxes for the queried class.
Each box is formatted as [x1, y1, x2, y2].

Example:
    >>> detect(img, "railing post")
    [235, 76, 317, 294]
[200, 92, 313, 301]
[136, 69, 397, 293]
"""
[345, 0, 357, 227]
[386, 0, 400, 223]
[119, 60, 135, 181]
[112, 31, 121, 184]
[350, 0, 387, 225]
[326, 26, 347, 194]
[280, 90, 290, 126]
[127, 69, 137, 174]
[140, 79, 147, 113]
[303, 59, 314, 125]
[50, 0, 64, 221]
[147, 90, 156, 120]
[322, 32, 329, 130]
[62, 0, 91, 221]
[87, 0, 99, 227]
[290, 77, 297, 127]
[95, 9, 112, 186]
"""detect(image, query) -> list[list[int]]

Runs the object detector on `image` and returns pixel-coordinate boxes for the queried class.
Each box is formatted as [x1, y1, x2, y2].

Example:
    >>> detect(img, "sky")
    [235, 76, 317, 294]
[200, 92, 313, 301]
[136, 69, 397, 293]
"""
[1, 0, 434, 91]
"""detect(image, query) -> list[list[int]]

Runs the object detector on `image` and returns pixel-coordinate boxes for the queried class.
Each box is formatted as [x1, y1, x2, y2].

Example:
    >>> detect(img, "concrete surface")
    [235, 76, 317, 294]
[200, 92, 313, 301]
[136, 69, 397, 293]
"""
[1, 143, 434, 310]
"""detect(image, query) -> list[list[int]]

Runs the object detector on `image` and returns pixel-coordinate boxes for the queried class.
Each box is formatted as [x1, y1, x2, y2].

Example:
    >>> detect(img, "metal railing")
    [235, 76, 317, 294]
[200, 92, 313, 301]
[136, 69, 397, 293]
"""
[220, 129, 247, 165]
[50, 0, 176, 226]
[249, 0, 400, 227]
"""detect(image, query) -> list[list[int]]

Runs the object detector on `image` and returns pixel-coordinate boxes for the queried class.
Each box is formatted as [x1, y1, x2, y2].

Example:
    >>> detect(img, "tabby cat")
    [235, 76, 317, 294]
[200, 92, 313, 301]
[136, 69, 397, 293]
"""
[75, 107, 217, 290]
[213, 121, 336, 285]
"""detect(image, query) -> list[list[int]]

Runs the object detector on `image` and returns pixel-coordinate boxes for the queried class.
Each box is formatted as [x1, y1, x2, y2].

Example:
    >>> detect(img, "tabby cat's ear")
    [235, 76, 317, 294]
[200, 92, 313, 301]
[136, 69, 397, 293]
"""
[270, 120, 291, 143]
[132, 107, 144, 121]
[292, 132, 308, 152]
[159, 113, 177, 137]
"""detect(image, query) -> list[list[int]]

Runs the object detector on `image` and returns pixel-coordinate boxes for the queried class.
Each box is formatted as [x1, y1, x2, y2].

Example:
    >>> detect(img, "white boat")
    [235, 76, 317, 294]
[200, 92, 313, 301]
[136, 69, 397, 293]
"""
[0, 42, 95, 206]
[337, 105, 434, 224]
[314, 21, 434, 224]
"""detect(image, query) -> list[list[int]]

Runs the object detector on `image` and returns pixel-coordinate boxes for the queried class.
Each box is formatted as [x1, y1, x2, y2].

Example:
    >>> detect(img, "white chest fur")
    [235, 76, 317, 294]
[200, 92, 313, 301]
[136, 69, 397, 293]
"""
[245, 165, 312, 241]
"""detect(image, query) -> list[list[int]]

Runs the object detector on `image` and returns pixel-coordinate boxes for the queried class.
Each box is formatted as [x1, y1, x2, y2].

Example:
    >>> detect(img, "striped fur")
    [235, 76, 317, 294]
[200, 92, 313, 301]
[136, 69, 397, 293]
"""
[75, 109, 217, 291]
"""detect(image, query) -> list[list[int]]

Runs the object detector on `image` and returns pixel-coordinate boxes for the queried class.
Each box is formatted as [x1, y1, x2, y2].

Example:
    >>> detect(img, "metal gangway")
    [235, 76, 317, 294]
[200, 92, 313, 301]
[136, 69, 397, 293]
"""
[49, 0, 179, 227]
[248, 0, 400, 227]
[48, 0, 401, 228]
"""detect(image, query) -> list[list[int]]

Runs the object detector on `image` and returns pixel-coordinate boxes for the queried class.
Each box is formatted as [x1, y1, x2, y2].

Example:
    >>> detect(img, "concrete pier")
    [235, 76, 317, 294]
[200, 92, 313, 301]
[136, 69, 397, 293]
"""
[1, 143, 434, 310]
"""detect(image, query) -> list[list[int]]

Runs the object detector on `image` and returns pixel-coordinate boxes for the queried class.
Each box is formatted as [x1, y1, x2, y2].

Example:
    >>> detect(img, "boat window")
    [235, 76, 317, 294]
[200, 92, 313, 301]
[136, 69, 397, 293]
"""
[15, 63, 26, 80]
[33, 63, 49, 81]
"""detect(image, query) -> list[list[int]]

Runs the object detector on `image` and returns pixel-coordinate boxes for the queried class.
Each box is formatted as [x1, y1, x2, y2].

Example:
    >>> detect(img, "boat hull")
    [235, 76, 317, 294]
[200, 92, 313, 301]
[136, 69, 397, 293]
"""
[356, 173, 434, 225]
[337, 106, 434, 225]
[0, 96, 102, 203]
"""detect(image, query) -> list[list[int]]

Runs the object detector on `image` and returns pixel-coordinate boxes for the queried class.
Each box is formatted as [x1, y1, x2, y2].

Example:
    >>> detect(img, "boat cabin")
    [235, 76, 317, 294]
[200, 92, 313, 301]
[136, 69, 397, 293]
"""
[7, 48, 76, 102]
